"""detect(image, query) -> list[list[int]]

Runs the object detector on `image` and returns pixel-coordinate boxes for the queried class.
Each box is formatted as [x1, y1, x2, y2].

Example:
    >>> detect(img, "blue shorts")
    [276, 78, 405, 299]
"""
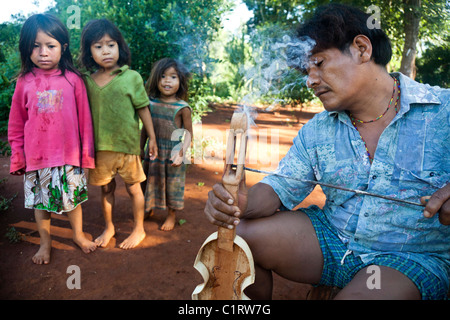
[303, 206, 449, 300]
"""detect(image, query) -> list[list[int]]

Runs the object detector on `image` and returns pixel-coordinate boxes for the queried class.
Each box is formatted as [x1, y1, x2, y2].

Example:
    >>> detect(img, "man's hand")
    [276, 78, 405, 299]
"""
[204, 177, 284, 231]
[204, 177, 248, 229]
[422, 183, 450, 225]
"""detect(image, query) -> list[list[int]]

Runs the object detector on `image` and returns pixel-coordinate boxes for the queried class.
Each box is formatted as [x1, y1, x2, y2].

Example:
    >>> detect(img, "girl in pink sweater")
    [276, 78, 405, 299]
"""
[8, 14, 97, 264]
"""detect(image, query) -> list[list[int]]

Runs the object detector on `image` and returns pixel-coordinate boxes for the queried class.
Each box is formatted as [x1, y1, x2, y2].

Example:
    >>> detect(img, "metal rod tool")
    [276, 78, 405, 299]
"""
[231, 165, 425, 207]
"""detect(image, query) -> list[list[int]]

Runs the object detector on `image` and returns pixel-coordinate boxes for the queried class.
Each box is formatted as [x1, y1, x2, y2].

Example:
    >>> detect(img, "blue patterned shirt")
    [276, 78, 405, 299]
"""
[262, 73, 450, 284]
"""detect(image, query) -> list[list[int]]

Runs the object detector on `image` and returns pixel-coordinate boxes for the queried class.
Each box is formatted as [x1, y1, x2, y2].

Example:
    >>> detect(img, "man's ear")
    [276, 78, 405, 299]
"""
[352, 35, 372, 63]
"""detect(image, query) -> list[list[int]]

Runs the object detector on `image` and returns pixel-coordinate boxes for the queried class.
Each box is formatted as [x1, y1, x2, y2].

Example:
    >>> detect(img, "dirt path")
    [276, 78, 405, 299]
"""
[0, 103, 325, 300]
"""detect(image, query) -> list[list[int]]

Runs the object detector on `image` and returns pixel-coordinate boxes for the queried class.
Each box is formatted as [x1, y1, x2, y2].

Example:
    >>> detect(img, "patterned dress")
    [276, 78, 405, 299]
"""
[24, 166, 88, 213]
[143, 99, 191, 211]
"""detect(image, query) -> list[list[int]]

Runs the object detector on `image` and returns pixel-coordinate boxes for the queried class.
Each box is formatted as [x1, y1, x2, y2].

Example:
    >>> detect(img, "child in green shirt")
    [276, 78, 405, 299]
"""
[80, 19, 157, 249]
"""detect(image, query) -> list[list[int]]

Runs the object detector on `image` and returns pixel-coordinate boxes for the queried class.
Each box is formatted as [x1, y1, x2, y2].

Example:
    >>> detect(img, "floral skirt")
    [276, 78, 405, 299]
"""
[24, 165, 88, 214]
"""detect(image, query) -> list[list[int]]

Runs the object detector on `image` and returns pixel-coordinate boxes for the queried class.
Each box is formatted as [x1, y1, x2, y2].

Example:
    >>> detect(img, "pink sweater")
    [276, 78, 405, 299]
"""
[8, 68, 95, 173]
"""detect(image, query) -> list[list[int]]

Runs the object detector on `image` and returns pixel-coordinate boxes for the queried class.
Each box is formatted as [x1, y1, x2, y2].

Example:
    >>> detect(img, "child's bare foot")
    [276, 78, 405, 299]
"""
[95, 226, 115, 247]
[160, 210, 176, 231]
[119, 229, 146, 250]
[73, 234, 97, 253]
[32, 244, 51, 265]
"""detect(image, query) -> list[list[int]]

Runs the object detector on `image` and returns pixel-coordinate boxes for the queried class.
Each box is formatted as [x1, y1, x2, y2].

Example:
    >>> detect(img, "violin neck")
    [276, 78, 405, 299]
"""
[218, 226, 236, 252]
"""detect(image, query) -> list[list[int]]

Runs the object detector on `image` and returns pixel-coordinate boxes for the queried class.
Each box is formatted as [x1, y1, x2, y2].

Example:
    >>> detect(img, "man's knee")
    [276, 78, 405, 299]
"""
[335, 265, 421, 300]
[236, 218, 260, 245]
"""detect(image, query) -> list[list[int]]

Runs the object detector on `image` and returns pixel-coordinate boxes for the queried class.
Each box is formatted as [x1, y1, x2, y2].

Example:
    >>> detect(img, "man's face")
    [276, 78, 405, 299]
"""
[305, 46, 361, 112]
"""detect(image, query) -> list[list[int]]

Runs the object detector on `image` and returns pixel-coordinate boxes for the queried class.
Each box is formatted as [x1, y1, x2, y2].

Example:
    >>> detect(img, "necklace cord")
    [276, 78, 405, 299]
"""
[350, 77, 401, 162]
[350, 77, 400, 124]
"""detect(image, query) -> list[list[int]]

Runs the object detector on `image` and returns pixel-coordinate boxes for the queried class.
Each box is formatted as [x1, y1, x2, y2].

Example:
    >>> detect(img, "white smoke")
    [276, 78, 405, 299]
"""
[238, 26, 315, 113]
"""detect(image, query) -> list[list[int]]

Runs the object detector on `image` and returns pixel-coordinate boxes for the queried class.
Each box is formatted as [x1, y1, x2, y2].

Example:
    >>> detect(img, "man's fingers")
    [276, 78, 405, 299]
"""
[205, 188, 241, 228]
[209, 187, 241, 217]
[421, 184, 450, 225]
[421, 196, 434, 218]
[212, 183, 235, 206]
[439, 202, 450, 225]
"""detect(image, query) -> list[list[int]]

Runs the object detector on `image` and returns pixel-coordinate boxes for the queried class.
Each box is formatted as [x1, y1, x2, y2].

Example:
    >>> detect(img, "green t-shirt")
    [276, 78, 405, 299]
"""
[84, 65, 149, 155]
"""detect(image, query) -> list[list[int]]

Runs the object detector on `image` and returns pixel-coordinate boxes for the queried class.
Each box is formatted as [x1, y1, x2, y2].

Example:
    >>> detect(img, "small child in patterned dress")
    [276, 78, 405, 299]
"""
[141, 58, 192, 231]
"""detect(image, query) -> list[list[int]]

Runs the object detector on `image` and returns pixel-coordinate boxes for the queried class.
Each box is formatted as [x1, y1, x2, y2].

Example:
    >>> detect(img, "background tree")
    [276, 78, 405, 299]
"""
[416, 38, 450, 87]
[0, 20, 22, 134]
[49, 0, 232, 119]
[244, 0, 450, 79]
[0, 0, 448, 134]
[400, 0, 421, 77]
[244, 0, 304, 27]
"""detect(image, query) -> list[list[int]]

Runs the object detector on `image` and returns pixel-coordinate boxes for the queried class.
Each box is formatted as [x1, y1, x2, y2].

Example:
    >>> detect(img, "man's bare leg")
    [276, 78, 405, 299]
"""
[120, 182, 146, 249]
[95, 179, 116, 247]
[237, 211, 324, 299]
[335, 265, 421, 300]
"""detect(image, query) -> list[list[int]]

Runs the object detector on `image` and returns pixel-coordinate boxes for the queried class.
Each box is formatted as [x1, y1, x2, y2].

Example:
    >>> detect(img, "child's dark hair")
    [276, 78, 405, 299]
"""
[295, 3, 392, 67]
[145, 58, 190, 101]
[79, 19, 131, 71]
[18, 14, 79, 77]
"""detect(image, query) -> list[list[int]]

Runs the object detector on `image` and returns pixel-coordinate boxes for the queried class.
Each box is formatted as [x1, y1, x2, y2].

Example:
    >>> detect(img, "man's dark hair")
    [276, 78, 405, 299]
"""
[296, 3, 392, 66]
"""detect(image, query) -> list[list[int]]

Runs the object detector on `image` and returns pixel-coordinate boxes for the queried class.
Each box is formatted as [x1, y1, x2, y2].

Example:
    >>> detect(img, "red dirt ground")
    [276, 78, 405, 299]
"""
[0, 103, 325, 300]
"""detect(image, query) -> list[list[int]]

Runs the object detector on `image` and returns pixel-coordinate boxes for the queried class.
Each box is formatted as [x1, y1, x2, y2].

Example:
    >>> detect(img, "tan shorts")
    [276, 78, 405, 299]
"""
[89, 151, 146, 186]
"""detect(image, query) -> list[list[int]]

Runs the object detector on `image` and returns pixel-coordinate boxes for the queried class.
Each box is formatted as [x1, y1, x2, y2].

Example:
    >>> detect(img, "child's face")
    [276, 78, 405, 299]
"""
[30, 30, 65, 70]
[90, 34, 120, 71]
[158, 67, 180, 101]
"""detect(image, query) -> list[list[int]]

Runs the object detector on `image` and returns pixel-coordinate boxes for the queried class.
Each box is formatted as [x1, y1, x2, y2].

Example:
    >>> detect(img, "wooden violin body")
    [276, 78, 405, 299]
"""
[192, 112, 255, 300]
[192, 231, 255, 300]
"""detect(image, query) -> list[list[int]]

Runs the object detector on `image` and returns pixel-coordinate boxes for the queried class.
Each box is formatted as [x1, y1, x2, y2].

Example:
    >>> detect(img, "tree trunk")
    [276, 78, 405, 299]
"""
[400, 0, 421, 79]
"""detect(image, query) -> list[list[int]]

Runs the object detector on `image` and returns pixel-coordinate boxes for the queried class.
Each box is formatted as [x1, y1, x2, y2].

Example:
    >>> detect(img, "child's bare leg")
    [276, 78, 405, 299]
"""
[95, 179, 116, 247]
[160, 208, 176, 231]
[33, 209, 52, 264]
[67, 205, 96, 253]
[141, 178, 153, 219]
[120, 182, 146, 249]
[144, 209, 154, 220]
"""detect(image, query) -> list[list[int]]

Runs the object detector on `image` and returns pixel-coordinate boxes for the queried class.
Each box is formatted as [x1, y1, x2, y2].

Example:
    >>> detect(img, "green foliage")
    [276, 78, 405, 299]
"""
[246, 0, 450, 75]
[416, 40, 450, 87]
[244, 0, 305, 27]
[5, 227, 24, 243]
[0, 22, 21, 134]
[0, 140, 11, 156]
[188, 75, 214, 123]
[50, 0, 233, 118]
[237, 23, 315, 106]
[0, 0, 448, 133]
[0, 177, 17, 212]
